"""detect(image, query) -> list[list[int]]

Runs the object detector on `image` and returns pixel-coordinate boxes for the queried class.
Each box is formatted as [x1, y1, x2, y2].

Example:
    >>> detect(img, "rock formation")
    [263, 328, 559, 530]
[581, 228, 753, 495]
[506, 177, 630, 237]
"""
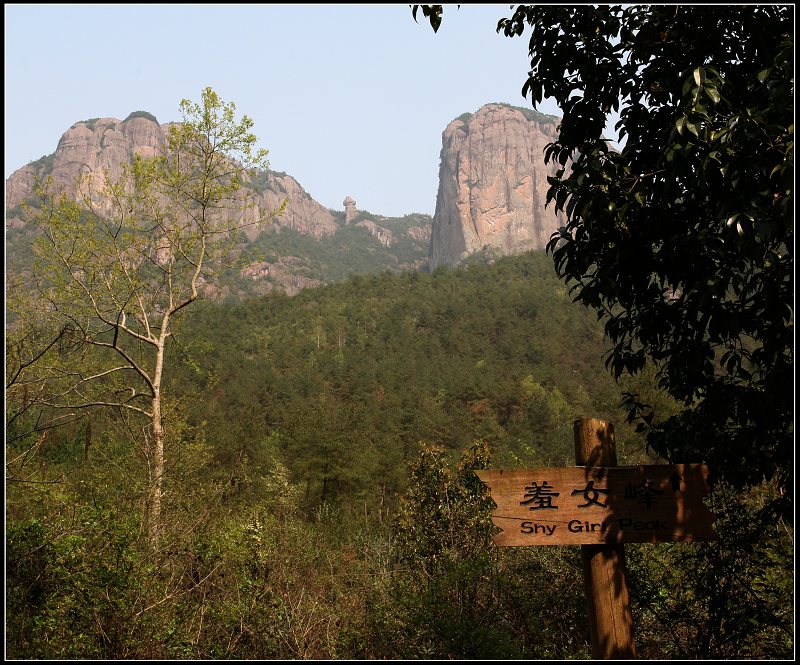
[343, 196, 357, 224]
[355, 219, 394, 247]
[4, 108, 436, 297]
[5, 113, 338, 239]
[429, 103, 566, 268]
[239, 257, 323, 296]
[6, 115, 167, 225]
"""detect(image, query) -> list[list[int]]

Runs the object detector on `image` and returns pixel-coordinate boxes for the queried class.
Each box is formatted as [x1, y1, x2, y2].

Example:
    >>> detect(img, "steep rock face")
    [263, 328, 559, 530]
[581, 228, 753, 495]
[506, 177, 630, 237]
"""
[429, 103, 565, 267]
[5, 114, 337, 238]
[239, 257, 323, 296]
[241, 171, 338, 240]
[6, 116, 167, 211]
[5, 109, 433, 297]
[355, 219, 394, 246]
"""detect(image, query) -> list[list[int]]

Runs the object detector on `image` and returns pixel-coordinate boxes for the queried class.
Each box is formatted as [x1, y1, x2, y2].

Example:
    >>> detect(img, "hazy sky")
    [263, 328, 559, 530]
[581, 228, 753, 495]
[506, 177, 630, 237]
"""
[5, 3, 565, 217]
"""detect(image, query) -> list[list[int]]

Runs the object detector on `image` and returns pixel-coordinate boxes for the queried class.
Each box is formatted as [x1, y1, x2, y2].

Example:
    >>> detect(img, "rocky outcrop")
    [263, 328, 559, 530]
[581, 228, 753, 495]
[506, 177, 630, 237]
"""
[343, 196, 357, 224]
[6, 115, 167, 222]
[240, 257, 323, 296]
[7, 116, 166, 210]
[429, 103, 565, 268]
[406, 225, 431, 243]
[4, 108, 434, 297]
[355, 219, 394, 246]
[5, 113, 338, 238]
[243, 171, 338, 240]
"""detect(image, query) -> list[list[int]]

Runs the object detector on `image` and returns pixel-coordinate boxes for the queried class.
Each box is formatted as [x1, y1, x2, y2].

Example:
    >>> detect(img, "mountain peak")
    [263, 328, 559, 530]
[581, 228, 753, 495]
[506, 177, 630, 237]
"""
[429, 103, 565, 268]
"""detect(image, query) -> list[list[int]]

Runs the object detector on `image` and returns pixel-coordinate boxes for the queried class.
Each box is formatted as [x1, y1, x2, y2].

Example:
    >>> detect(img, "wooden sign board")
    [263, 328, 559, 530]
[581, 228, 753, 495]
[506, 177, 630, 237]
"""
[475, 464, 716, 546]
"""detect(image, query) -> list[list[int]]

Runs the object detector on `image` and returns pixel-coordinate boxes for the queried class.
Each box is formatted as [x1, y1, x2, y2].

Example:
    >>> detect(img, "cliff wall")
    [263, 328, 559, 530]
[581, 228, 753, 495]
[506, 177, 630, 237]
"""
[429, 103, 565, 267]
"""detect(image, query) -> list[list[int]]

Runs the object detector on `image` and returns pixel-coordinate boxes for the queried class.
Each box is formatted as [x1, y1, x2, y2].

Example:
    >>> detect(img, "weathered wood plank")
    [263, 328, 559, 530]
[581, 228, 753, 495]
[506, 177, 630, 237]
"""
[475, 464, 716, 546]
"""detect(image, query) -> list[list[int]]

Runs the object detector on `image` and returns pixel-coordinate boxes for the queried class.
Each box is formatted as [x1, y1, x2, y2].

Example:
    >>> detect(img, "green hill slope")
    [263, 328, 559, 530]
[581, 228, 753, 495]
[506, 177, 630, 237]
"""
[169, 250, 657, 511]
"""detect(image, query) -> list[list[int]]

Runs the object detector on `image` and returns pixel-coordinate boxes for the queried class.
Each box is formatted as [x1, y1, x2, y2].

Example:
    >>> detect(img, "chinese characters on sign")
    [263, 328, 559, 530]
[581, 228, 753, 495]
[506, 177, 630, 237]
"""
[520, 481, 560, 509]
[572, 480, 609, 508]
[623, 479, 664, 508]
[475, 465, 716, 546]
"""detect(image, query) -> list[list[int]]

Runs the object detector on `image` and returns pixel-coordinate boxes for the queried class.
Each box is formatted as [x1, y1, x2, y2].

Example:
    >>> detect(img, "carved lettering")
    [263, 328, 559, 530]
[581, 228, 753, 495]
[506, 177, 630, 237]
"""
[567, 519, 609, 533]
[618, 518, 668, 531]
[520, 521, 557, 536]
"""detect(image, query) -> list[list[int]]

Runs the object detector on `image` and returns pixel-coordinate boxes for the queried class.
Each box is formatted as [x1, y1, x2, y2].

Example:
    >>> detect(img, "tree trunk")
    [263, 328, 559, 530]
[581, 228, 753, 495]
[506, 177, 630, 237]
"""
[147, 330, 168, 547]
[148, 392, 164, 547]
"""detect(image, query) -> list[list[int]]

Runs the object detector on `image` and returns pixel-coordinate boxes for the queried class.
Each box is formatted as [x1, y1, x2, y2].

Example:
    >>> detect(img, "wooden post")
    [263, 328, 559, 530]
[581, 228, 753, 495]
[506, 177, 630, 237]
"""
[574, 417, 637, 659]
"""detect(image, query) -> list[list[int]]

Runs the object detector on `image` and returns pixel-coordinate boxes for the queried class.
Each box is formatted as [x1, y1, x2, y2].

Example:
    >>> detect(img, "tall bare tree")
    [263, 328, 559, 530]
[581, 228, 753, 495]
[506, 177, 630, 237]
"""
[9, 87, 284, 545]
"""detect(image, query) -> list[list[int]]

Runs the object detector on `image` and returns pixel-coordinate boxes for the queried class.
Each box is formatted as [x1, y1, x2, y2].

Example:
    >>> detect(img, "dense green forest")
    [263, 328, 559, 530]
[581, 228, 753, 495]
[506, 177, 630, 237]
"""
[6, 251, 793, 658]
[173, 250, 650, 509]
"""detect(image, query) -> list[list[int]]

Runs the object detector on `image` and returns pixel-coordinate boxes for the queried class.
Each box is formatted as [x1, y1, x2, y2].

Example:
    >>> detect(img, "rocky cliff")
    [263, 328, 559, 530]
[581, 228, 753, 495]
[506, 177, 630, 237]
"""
[5, 110, 431, 297]
[6, 103, 567, 291]
[429, 103, 565, 268]
[5, 112, 338, 239]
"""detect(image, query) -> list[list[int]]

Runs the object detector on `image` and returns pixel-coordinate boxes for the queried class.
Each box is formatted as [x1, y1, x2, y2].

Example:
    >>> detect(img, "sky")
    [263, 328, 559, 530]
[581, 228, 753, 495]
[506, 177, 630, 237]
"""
[5, 3, 566, 217]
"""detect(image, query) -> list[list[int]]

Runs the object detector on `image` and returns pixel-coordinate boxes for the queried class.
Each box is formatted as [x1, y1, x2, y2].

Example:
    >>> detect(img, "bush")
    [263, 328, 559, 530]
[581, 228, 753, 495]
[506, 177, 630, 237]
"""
[124, 110, 158, 123]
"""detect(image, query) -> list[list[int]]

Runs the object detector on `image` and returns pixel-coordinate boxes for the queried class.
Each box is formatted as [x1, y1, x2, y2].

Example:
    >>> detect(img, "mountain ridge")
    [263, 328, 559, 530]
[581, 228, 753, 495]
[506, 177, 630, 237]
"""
[5, 112, 432, 296]
[6, 101, 567, 293]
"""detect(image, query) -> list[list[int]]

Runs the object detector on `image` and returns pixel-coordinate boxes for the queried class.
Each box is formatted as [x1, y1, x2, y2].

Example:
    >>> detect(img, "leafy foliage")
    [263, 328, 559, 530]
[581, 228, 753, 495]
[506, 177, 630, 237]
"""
[8, 87, 282, 545]
[491, 5, 793, 512]
[412, 2, 793, 512]
[7, 249, 793, 658]
[627, 480, 794, 659]
[411, 4, 443, 33]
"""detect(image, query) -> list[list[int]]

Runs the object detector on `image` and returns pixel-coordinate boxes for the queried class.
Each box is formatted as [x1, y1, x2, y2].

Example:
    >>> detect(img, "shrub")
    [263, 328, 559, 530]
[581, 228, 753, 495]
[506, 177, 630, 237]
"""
[124, 110, 158, 123]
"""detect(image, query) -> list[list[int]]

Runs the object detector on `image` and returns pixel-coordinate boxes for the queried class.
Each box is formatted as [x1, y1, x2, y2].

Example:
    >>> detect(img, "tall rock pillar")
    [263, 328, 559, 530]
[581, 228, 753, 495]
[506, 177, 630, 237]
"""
[343, 196, 357, 224]
[429, 103, 566, 268]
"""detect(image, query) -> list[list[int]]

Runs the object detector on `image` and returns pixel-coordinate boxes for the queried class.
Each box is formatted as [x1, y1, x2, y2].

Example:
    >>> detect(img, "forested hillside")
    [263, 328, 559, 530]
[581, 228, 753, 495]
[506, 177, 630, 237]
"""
[167, 250, 654, 512]
[7, 251, 792, 659]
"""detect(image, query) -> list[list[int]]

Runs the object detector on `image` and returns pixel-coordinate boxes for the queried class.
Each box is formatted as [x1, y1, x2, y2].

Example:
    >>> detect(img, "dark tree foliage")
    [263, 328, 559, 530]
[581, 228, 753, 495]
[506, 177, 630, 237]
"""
[416, 5, 794, 516]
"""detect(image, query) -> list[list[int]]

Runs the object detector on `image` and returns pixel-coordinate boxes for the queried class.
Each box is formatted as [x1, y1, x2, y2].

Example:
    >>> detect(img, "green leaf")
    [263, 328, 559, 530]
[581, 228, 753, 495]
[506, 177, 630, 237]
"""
[736, 219, 748, 236]
[704, 86, 721, 104]
[710, 127, 729, 141]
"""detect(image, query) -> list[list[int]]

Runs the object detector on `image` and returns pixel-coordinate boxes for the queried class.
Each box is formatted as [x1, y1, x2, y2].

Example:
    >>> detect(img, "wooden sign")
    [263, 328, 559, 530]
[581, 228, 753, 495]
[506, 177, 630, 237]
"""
[475, 464, 716, 546]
